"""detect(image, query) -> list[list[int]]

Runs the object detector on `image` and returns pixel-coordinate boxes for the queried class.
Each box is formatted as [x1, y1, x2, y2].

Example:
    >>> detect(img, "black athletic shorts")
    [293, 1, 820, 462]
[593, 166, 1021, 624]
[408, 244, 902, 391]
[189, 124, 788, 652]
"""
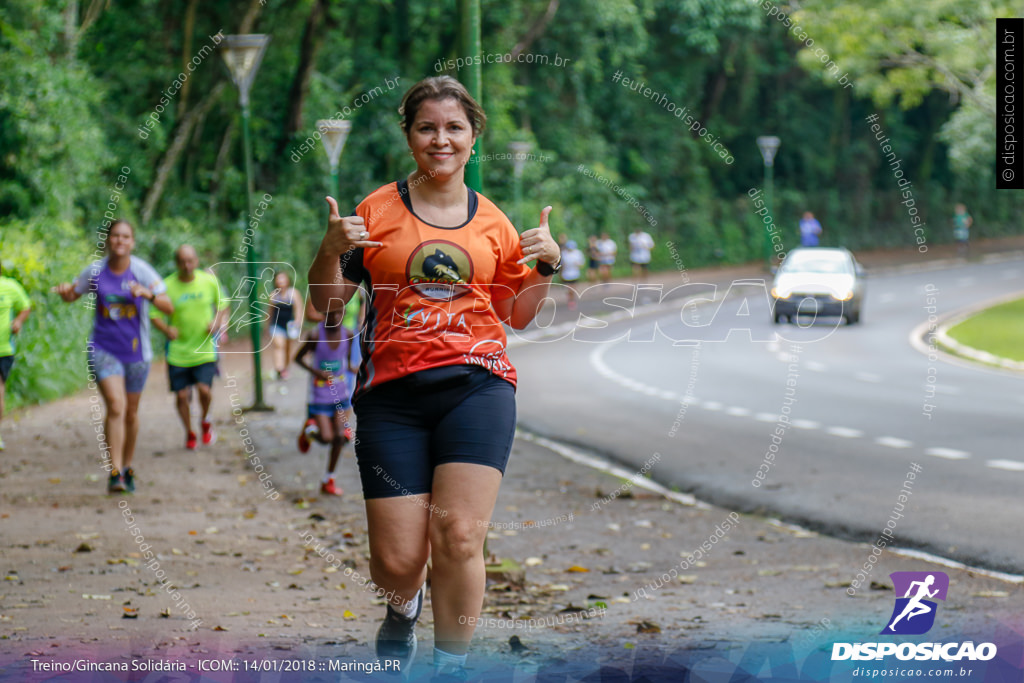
[168, 361, 219, 392]
[0, 355, 13, 383]
[353, 365, 517, 499]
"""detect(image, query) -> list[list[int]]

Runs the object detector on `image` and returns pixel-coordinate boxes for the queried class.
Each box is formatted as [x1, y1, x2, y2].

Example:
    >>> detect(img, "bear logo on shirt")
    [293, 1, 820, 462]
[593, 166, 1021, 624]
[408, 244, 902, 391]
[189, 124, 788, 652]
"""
[407, 240, 474, 301]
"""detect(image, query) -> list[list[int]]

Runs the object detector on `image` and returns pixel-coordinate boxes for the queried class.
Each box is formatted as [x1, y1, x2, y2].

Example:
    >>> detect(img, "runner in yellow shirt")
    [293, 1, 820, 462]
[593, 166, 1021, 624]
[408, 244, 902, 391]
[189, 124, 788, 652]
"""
[151, 245, 228, 450]
[0, 265, 32, 451]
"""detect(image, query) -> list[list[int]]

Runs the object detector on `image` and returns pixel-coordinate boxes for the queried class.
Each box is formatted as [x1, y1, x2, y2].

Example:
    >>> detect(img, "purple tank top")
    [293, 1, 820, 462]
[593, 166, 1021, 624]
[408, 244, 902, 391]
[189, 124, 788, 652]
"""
[308, 322, 351, 405]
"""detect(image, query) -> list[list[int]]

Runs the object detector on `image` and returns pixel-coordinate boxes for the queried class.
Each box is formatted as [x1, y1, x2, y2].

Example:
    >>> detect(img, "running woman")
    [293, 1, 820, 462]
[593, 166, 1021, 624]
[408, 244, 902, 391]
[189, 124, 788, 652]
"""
[267, 271, 303, 380]
[150, 245, 228, 450]
[0, 264, 32, 451]
[559, 240, 586, 310]
[307, 76, 560, 678]
[294, 308, 355, 497]
[54, 220, 172, 493]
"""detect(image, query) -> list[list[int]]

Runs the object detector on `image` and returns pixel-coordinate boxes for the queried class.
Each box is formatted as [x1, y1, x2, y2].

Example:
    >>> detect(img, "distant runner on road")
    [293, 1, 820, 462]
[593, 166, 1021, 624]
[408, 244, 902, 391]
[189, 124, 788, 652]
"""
[150, 245, 228, 451]
[0, 264, 32, 451]
[54, 220, 172, 494]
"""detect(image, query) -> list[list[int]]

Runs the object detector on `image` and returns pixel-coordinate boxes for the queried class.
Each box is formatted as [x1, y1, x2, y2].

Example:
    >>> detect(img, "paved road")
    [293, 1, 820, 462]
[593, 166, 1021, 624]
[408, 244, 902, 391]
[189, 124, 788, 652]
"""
[510, 256, 1024, 573]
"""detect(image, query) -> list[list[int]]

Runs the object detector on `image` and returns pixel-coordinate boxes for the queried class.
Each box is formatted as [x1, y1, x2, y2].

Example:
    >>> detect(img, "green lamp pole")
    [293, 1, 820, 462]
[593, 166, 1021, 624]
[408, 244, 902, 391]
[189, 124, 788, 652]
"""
[459, 0, 483, 193]
[508, 141, 532, 228]
[221, 34, 272, 411]
[317, 119, 352, 198]
[757, 135, 781, 270]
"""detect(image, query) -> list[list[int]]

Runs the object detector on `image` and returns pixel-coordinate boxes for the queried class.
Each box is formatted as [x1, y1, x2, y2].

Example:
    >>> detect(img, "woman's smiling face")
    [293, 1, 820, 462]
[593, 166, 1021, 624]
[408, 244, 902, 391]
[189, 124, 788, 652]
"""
[406, 97, 476, 180]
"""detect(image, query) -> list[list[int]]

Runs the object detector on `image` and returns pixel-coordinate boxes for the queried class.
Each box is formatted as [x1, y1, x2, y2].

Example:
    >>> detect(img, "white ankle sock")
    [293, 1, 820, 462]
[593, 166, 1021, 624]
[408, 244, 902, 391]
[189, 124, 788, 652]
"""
[322, 472, 334, 483]
[433, 647, 466, 674]
[394, 588, 421, 619]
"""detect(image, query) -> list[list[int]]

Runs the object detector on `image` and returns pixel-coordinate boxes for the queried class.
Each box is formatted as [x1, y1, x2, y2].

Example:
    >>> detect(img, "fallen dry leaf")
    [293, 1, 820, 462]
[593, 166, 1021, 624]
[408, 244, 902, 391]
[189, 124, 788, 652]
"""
[567, 565, 589, 573]
[633, 620, 661, 634]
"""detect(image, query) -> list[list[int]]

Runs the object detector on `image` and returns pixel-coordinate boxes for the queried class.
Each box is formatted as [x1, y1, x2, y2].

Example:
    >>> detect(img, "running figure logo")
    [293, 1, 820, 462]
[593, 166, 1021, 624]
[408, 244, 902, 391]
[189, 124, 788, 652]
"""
[881, 571, 949, 635]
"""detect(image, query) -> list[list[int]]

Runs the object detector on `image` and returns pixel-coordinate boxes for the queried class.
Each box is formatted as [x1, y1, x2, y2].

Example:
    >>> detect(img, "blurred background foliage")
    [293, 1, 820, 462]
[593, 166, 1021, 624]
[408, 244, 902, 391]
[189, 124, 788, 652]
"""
[0, 0, 1020, 407]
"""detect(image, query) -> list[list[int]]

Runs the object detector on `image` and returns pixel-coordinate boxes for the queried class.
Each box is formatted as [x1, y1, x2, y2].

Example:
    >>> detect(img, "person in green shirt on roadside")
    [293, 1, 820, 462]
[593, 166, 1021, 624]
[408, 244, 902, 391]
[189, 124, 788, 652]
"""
[151, 245, 228, 450]
[0, 264, 32, 451]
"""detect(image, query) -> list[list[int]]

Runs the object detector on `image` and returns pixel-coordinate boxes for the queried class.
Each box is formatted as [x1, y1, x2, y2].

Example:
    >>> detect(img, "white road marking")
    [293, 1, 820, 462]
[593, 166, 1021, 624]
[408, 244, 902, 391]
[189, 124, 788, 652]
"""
[826, 426, 863, 438]
[924, 447, 970, 460]
[932, 385, 961, 395]
[879, 293, 895, 304]
[791, 419, 820, 430]
[875, 436, 913, 449]
[956, 276, 975, 287]
[726, 406, 751, 417]
[755, 413, 779, 422]
[987, 460, 1024, 472]
[702, 401, 723, 411]
[855, 372, 883, 383]
[806, 361, 827, 372]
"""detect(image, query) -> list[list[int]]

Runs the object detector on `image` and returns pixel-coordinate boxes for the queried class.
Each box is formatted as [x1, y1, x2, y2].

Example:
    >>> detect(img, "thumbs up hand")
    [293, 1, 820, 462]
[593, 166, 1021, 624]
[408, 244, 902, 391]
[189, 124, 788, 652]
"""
[517, 205, 560, 266]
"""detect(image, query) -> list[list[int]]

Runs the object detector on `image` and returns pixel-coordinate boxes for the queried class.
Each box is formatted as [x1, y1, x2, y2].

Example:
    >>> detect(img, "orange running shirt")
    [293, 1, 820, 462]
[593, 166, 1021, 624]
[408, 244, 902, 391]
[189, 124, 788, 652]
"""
[341, 179, 531, 399]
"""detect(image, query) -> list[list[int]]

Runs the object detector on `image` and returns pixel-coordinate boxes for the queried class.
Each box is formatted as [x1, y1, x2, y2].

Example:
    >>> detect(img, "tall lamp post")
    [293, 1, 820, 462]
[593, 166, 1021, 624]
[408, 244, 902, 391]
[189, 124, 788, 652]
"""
[756, 135, 781, 269]
[508, 141, 532, 229]
[316, 119, 352, 198]
[459, 0, 483, 193]
[221, 33, 272, 411]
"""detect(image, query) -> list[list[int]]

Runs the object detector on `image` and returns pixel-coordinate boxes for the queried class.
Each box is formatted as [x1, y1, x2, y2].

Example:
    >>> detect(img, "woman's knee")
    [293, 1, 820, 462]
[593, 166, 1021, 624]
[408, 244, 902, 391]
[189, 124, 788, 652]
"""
[372, 547, 428, 582]
[431, 517, 486, 564]
[105, 397, 126, 418]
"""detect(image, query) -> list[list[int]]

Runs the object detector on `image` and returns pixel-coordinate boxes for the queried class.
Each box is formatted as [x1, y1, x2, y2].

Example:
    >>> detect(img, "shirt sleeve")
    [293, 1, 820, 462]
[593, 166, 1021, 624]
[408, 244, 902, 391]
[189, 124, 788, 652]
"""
[210, 273, 229, 311]
[13, 282, 31, 311]
[491, 221, 531, 301]
[340, 248, 365, 286]
[73, 260, 104, 295]
[132, 257, 166, 295]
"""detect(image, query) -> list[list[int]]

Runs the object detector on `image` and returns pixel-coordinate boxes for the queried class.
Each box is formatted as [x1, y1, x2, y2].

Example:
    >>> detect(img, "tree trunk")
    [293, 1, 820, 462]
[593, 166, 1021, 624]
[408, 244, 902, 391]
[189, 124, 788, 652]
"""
[208, 119, 237, 221]
[510, 0, 560, 59]
[141, 83, 226, 225]
[274, 0, 331, 163]
[179, 0, 199, 118]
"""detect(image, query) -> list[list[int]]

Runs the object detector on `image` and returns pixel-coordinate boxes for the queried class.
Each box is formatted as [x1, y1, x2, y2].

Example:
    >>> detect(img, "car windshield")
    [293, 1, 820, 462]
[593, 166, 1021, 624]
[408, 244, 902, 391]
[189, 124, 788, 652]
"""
[781, 256, 852, 275]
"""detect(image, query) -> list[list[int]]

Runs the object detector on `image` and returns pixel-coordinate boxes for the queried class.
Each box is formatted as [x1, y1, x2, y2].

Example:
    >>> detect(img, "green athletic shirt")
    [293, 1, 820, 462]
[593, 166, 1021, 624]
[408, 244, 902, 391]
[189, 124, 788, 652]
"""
[343, 290, 361, 331]
[153, 270, 227, 367]
[0, 276, 31, 357]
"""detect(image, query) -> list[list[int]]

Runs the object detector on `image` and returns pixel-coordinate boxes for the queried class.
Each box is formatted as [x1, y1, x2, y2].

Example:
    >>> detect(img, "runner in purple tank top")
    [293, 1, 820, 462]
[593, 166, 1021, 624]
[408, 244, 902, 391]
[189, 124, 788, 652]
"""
[54, 220, 173, 494]
[294, 309, 356, 496]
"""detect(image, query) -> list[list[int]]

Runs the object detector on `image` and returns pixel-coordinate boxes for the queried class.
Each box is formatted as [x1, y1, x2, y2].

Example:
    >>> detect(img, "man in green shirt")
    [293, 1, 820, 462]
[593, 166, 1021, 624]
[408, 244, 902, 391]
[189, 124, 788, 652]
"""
[151, 245, 228, 450]
[0, 265, 32, 451]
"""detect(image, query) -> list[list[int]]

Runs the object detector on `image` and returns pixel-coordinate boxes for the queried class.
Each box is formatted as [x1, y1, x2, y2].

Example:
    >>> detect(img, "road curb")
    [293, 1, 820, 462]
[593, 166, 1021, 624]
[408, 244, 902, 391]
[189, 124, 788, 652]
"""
[933, 290, 1024, 373]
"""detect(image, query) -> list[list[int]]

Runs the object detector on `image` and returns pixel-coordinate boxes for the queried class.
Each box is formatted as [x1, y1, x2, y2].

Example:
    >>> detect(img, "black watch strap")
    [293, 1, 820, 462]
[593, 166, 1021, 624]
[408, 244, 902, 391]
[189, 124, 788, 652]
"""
[537, 258, 561, 277]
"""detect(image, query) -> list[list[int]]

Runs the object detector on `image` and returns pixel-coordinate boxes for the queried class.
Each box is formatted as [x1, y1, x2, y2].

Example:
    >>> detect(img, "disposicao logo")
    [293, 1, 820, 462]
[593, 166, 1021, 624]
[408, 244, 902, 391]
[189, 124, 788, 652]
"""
[881, 571, 948, 635]
[831, 571, 997, 662]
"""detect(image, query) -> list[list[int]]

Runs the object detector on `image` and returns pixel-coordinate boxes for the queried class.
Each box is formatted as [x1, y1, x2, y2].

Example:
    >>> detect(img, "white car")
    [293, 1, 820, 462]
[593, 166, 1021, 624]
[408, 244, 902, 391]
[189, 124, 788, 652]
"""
[770, 248, 866, 325]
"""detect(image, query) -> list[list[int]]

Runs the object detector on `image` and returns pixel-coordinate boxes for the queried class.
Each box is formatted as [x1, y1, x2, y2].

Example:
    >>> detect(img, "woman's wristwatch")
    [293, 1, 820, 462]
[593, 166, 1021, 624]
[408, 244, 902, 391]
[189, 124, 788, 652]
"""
[537, 257, 562, 277]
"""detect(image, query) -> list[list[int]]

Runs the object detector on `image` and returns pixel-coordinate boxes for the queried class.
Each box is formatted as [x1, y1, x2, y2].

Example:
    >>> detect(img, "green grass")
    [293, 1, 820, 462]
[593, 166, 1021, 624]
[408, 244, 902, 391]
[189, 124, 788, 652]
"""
[947, 297, 1024, 362]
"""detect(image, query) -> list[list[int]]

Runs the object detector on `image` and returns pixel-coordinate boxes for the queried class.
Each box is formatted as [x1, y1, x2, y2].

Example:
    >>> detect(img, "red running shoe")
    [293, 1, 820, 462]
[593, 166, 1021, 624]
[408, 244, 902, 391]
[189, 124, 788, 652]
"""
[320, 477, 343, 496]
[185, 432, 198, 450]
[201, 421, 216, 445]
[342, 426, 354, 443]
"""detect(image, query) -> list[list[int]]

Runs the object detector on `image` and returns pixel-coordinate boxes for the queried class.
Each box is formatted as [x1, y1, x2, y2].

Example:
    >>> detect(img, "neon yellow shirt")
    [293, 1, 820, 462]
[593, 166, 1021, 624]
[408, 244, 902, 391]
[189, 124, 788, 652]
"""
[0, 276, 31, 357]
[153, 270, 227, 367]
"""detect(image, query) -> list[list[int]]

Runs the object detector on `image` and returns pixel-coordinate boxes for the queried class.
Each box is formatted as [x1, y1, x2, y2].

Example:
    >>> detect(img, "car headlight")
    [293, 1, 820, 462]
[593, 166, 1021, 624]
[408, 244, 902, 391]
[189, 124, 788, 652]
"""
[771, 287, 790, 299]
[833, 289, 854, 301]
